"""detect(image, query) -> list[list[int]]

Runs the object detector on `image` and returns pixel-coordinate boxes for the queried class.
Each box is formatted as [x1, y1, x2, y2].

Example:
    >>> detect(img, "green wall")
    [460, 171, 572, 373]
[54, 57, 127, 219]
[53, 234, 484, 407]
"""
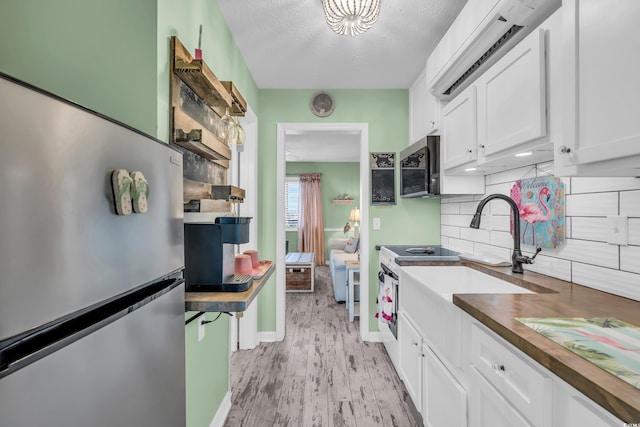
[157, 0, 258, 143]
[157, 1, 259, 425]
[286, 162, 360, 261]
[257, 90, 441, 332]
[0, 0, 158, 136]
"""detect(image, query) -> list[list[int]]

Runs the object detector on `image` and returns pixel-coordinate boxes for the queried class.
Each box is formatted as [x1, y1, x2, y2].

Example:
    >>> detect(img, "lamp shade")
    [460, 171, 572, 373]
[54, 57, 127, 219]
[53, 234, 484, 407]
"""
[349, 207, 360, 222]
[322, 0, 381, 36]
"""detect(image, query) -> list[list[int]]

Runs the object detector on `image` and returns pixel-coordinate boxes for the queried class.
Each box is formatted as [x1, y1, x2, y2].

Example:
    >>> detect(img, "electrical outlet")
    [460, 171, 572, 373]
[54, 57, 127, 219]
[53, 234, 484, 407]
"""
[373, 217, 381, 230]
[607, 216, 628, 246]
[198, 316, 206, 342]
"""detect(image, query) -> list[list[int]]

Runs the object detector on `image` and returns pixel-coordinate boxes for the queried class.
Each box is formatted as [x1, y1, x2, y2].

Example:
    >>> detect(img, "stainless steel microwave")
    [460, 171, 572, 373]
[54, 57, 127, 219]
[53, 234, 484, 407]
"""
[399, 136, 440, 198]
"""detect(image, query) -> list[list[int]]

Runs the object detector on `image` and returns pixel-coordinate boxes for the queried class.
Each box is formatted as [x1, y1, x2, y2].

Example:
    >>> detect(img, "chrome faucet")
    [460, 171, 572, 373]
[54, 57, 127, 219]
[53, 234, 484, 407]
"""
[469, 194, 541, 273]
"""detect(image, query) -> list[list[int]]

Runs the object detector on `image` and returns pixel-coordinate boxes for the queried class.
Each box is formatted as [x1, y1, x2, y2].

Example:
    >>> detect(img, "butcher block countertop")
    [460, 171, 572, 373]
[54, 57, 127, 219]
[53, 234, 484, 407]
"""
[185, 263, 275, 313]
[452, 261, 640, 422]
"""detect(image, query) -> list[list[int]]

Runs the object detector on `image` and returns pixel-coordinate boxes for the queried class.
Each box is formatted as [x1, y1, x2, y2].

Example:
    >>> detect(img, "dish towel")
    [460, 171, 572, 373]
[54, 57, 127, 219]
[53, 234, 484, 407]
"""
[376, 275, 395, 324]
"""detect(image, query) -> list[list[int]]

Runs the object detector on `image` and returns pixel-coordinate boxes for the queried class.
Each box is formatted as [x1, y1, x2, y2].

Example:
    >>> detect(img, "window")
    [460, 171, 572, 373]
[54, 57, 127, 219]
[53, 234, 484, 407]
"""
[285, 176, 300, 230]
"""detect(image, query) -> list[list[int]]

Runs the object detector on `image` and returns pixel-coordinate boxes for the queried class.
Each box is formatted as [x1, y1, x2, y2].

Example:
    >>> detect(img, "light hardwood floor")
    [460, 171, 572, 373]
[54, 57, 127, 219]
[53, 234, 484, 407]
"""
[224, 266, 422, 427]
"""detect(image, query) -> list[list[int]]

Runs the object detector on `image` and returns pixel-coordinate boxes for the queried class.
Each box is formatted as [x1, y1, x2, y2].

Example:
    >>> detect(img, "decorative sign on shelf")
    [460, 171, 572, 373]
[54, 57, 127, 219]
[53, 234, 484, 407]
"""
[510, 176, 565, 248]
[370, 152, 396, 206]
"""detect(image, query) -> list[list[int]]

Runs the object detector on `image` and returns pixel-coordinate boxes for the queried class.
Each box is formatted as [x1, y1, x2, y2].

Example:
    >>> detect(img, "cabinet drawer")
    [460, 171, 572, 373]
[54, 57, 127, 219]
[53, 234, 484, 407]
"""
[471, 322, 551, 427]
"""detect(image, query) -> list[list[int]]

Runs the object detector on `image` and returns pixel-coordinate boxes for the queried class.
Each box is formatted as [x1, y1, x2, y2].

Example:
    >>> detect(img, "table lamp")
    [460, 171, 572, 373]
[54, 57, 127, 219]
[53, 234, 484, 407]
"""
[349, 207, 360, 238]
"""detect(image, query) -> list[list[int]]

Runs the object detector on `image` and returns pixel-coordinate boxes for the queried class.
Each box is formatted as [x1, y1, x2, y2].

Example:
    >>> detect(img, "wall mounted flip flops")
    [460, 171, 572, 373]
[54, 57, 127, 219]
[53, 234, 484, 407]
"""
[111, 169, 133, 215]
[130, 171, 150, 214]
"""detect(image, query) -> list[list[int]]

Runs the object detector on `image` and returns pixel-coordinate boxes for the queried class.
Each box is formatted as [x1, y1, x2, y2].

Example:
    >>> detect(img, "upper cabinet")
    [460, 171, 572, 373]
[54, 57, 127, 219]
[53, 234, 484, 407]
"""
[476, 28, 546, 159]
[557, 0, 640, 176]
[441, 9, 562, 175]
[442, 84, 478, 171]
[409, 68, 439, 143]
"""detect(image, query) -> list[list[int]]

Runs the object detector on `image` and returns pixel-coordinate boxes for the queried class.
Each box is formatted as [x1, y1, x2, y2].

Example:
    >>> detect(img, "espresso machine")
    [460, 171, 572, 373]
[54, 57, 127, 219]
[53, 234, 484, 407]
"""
[184, 217, 253, 292]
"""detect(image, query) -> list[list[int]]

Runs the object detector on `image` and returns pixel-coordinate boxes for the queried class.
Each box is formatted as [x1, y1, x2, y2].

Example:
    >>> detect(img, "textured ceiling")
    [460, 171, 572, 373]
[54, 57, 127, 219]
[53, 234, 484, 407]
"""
[217, 0, 468, 89]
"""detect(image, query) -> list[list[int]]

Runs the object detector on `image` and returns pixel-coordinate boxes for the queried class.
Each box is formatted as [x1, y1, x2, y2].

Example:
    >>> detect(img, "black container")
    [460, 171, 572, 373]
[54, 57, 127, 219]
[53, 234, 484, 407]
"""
[215, 216, 252, 244]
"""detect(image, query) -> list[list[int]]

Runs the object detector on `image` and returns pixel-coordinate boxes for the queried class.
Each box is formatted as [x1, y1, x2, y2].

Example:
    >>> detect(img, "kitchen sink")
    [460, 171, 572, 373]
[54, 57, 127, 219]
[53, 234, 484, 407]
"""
[402, 266, 534, 301]
[399, 266, 535, 369]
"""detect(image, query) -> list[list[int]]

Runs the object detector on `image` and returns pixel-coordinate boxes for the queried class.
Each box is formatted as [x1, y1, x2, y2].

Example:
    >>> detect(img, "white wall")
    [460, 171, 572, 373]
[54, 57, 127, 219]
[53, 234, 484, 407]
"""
[441, 162, 640, 301]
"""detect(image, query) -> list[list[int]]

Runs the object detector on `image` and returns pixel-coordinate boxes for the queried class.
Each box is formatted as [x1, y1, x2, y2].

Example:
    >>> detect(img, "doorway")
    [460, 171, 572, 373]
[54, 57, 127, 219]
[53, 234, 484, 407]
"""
[276, 123, 371, 342]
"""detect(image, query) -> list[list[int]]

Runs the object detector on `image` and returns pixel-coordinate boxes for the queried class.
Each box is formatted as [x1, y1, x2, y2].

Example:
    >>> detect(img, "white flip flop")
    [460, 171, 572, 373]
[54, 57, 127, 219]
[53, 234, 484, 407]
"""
[130, 171, 150, 214]
[111, 169, 133, 215]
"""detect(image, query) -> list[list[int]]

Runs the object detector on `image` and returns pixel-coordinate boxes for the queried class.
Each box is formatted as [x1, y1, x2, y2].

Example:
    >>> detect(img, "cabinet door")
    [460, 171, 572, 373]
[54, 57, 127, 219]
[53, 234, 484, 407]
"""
[553, 379, 624, 427]
[398, 312, 422, 412]
[561, 0, 640, 168]
[477, 29, 546, 157]
[442, 85, 477, 170]
[424, 345, 467, 427]
[470, 368, 533, 427]
[409, 68, 429, 142]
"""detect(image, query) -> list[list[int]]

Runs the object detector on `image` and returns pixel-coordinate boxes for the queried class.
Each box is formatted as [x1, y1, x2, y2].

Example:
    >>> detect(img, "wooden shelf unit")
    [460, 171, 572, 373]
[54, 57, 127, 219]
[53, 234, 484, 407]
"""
[221, 81, 247, 117]
[171, 36, 233, 110]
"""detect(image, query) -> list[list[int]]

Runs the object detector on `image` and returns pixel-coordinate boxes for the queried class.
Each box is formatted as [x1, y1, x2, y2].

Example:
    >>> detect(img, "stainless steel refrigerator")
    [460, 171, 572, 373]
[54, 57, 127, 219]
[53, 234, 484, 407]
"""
[0, 73, 186, 426]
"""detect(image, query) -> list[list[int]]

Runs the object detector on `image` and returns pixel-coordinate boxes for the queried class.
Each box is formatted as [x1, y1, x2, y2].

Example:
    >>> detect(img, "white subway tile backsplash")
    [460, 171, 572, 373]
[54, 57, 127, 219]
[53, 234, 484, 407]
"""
[447, 238, 475, 255]
[490, 214, 511, 232]
[484, 182, 512, 196]
[524, 254, 572, 282]
[460, 201, 480, 215]
[571, 177, 640, 194]
[572, 263, 640, 302]
[487, 166, 537, 186]
[621, 190, 640, 217]
[441, 203, 460, 215]
[441, 163, 640, 302]
[620, 246, 640, 274]
[448, 214, 474, 228]
[490, 230, 516, 249]
[629, 219, 640, 245]
[571, 217, 609, 242]
[474, 243, 511, 262]
[566, 193, 618, 217]
[442, 225, 460, 239]
[460, 227, 491, 244]
[552, 239, 619, 269]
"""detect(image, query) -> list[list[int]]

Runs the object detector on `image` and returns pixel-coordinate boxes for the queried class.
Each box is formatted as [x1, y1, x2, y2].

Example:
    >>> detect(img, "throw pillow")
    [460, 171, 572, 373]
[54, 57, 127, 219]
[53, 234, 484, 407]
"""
[344, 237, 359, 253]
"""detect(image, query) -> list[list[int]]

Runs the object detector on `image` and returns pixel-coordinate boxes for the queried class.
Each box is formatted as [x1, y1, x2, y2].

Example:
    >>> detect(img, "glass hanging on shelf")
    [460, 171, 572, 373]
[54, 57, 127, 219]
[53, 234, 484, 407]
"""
[218, 108, 235, 145]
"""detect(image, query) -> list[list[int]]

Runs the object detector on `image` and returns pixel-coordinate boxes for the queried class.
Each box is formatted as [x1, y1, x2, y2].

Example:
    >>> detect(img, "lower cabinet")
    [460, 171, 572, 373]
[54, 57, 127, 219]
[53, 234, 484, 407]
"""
[553, 378, 624, 427]
[470, 367, 533, 427]
[398, 312, 423, 413]
[423, 344, 467, 427]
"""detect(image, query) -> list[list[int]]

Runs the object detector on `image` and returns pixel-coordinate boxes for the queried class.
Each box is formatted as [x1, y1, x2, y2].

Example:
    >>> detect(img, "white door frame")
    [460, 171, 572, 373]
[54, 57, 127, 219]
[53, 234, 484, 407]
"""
[276, 122, 371, 342]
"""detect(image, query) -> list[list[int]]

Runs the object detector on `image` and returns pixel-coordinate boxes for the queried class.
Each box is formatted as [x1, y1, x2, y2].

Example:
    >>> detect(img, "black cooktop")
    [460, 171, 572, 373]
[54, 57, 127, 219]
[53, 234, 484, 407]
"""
[382, 245, 460, 262]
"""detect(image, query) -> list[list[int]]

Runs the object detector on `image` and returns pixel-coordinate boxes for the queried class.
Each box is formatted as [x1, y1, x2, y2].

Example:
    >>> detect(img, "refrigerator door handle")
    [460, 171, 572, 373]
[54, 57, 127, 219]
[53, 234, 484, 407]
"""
[0, 276, 184, 377]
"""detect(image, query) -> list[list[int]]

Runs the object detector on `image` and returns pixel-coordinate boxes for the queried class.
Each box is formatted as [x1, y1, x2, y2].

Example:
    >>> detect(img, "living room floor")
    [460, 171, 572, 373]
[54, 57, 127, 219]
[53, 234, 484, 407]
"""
[224, 266, 422, 426]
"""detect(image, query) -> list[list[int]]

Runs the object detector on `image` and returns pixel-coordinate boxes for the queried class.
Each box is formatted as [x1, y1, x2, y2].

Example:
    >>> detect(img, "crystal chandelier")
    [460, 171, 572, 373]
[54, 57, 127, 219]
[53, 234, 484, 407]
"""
[322, 0, 381, 36]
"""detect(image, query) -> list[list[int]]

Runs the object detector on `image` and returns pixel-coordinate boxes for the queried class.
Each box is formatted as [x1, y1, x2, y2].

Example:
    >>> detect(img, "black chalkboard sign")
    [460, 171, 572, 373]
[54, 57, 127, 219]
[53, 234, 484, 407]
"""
[370, 152, 396, 205]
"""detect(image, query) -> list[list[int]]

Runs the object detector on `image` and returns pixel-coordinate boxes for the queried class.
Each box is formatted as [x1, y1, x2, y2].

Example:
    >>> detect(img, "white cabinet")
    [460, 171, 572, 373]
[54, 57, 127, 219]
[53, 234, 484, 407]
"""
[553, 379, 624, 427]
[470, 322, 552, 427]
[398, 312, 423, 412]
[470, 367, 534, 427]
[558, 0, 640, 176]
[409, 68, 439, 143]
[442, 85, 478, 171]
[423, 344, 467, 427]
[476, 28, 546, 159]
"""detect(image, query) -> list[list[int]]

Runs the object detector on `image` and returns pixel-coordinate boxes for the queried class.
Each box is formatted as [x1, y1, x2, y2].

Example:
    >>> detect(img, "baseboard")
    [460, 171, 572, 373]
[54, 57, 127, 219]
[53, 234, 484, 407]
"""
[257, 331, 278, 342]
[362, 330, 382, 342]
[208, 391, 232, 427]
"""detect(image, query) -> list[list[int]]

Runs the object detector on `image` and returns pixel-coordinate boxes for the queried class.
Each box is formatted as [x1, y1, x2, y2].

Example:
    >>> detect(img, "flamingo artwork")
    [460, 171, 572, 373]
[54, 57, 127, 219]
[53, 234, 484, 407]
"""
[520, 186, 551, 246]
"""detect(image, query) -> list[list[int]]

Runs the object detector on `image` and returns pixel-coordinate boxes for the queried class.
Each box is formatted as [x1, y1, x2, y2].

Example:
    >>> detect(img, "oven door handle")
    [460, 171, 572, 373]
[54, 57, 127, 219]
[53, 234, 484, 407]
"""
[379, 264, 399, 281]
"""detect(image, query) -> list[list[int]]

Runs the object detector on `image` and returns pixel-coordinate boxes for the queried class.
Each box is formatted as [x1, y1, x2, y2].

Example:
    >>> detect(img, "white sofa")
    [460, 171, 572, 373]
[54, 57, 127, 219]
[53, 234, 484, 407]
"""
[328, 238, 359, 302]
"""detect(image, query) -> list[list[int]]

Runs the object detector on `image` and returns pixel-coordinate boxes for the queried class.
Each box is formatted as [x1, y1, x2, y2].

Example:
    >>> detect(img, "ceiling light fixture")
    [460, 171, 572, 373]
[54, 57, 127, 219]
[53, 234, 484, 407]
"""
[321, 0, 381, 36]
[515, 151, 533, 157]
